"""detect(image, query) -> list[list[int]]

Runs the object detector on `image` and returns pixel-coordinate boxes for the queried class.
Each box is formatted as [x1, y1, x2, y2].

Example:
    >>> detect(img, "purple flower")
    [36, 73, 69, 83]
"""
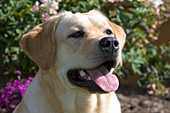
[0, 76, 34, 112]
[6, 106, 13, 112]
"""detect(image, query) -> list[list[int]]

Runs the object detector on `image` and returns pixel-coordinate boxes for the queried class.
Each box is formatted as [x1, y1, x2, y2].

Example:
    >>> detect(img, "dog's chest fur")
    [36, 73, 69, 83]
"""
[21, 72, 121, 113]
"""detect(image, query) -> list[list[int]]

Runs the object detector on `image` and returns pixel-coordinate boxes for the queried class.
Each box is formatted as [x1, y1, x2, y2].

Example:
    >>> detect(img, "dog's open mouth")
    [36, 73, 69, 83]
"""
[67, 60, 119, 93]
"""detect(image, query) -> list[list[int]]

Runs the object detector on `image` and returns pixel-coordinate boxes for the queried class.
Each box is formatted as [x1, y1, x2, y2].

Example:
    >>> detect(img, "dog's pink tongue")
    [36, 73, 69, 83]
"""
[87, 65, 119, 92]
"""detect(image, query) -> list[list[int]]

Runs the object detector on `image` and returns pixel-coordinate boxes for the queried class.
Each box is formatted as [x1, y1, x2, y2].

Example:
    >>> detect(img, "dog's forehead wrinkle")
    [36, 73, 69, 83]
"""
[57, 14, 90, 35]
[64, 12, 107, 29]
[89, 17, 105, 27]
[68, 13, 89, 25]
[85, 13, 110, 29]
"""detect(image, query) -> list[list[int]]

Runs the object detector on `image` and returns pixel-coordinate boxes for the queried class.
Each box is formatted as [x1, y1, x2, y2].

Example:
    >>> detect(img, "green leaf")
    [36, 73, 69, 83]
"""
[0, 35, 8, 43]
[9, 0, 14, 6]
[133, 59, 145, 64]
[132, 63, 137, 72]
[134, 27, 145, 39]
[10, 47, 20, 53]
[122, 12, 133, 19]
[129, 8, 138, 13]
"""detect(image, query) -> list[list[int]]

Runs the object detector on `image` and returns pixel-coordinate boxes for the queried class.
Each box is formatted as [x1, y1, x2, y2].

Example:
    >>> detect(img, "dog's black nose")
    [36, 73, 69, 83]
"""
[99, 37, 119, 52]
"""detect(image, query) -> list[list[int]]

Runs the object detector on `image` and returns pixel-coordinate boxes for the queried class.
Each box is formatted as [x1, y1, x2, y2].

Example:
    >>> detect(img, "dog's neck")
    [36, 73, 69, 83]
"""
[35, 67, 118, 113]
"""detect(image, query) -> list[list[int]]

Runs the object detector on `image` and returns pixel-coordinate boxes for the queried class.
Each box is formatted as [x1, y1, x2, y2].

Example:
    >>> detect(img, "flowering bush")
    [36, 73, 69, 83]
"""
[30, 0, 59, 20]
[0, 75, 33, 112]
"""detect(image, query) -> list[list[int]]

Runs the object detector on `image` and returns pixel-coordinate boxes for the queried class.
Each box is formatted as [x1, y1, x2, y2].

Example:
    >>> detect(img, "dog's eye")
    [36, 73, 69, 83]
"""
[106, 29, 112, 35]
[69, 31, 84, 38]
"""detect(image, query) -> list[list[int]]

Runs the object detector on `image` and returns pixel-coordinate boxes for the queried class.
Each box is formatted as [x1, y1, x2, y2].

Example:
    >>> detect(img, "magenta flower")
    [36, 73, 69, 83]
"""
[14, 70, 21, 74]
[0, 77, 34, 112]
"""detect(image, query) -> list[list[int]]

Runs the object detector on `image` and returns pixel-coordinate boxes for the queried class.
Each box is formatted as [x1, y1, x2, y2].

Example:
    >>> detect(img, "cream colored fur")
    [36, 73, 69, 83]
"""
[13, 10, 126, 113]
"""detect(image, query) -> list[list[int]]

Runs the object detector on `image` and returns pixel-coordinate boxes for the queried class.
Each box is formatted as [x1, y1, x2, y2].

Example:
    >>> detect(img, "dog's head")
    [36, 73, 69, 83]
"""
[20, 10, 126, 93]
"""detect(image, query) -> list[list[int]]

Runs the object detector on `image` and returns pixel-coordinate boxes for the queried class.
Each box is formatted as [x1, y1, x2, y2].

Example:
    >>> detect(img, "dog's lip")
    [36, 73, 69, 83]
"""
[70, 59, 116, 71]
[67, 59, 119, 93]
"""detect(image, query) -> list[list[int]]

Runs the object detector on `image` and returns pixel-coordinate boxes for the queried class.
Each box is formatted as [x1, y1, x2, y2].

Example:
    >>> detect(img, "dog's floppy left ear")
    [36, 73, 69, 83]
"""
[20, 15, 62, 71]
[108, 21, 126, 66]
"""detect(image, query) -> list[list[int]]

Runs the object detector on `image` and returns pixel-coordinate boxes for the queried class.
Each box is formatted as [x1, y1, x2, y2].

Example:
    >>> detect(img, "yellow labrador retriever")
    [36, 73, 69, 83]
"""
[13, 10, 126, 113]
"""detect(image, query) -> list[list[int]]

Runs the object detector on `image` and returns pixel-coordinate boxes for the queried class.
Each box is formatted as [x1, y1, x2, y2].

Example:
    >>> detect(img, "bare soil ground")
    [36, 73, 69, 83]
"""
[116, 85, 170, 113]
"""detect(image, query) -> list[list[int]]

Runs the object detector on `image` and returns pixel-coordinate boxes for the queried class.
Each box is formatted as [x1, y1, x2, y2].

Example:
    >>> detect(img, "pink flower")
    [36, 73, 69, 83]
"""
[30, 1, 39, 12]
[156, 8, 160, 15]
[29, 77, 34, 81]
[14, 70, 21, 74]
[30, 5, 37, 12]
[110, 0, 114, 3]
[49, 8, 57, 15]
[148, 0, 163, 8]
[43, 0, 48, 2]
[41, 0, 59, 10]
[42, 12, 50, 20]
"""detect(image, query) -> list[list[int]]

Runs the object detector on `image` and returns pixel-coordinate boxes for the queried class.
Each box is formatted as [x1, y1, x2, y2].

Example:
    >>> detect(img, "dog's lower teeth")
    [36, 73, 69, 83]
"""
[79, 70, 86, 77]
[110, 68, 114, 74]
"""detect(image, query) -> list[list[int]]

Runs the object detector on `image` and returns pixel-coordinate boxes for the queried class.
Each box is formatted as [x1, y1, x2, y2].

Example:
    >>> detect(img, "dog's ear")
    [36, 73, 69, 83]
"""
[20, 15, 62, 71]
[108, 21, 126, 66]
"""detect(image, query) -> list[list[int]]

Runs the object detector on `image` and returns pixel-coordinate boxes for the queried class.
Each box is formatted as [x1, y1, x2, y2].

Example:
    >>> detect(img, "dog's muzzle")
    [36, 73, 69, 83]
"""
[99, 37, 119, 54]
[67, 37, 120, 93]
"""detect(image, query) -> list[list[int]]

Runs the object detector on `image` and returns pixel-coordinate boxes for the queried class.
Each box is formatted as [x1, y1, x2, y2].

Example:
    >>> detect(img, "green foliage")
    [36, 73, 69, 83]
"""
[108, 1, 170, 87]
[0, 0, 170, 88]
[59, 0, 104, 12]
[0, 0, 42, 79]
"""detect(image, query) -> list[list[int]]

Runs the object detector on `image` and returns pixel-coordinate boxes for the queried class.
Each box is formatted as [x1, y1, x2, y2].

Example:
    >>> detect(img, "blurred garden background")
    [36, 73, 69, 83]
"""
[0, 0, 170, 112]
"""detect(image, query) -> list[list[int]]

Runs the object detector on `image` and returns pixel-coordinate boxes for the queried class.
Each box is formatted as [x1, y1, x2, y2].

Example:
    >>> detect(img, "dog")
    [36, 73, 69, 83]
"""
[13, 10, 126, 113]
